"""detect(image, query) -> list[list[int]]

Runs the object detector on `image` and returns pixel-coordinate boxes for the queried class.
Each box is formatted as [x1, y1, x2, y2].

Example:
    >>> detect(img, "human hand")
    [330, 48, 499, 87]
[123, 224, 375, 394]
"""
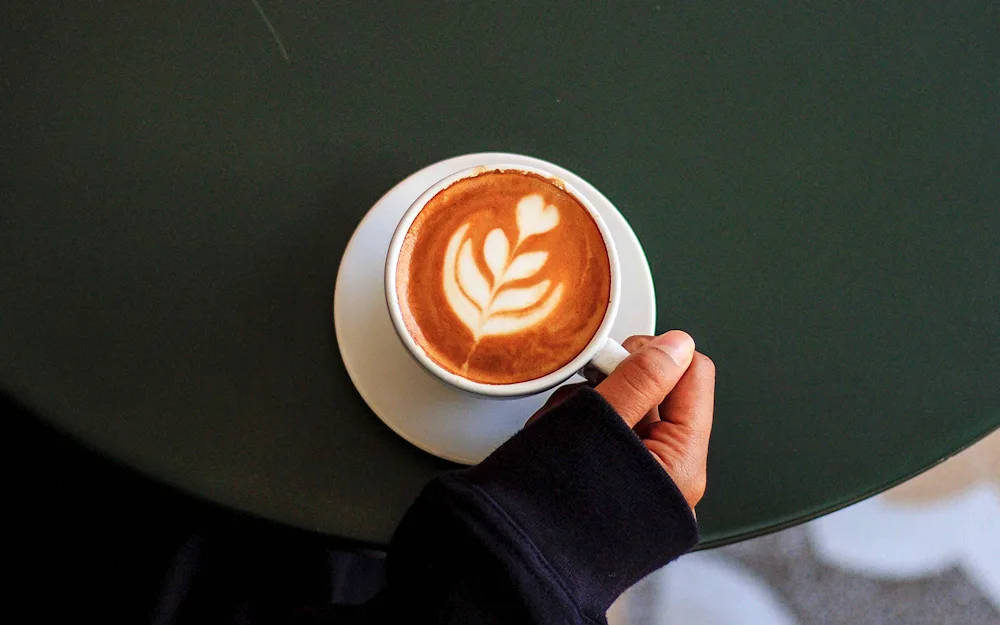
[529, 331, 714, 511]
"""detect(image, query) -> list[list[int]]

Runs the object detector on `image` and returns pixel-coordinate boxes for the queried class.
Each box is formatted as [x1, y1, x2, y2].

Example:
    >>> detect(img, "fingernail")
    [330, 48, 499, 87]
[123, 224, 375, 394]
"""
[651, 331, 695, 367]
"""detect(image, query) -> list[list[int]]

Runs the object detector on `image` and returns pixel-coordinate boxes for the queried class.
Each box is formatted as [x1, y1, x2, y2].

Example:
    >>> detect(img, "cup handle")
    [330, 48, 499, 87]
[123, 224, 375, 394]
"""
[585, 337, 630, 383]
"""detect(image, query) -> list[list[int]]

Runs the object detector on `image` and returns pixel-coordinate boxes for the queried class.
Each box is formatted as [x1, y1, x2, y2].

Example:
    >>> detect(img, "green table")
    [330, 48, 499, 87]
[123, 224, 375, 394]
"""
[2, 1, 998, 547]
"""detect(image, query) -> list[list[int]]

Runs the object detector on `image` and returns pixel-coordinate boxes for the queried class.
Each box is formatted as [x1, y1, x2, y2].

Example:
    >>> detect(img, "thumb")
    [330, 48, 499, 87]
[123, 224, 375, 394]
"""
[595, 331, 696, 427]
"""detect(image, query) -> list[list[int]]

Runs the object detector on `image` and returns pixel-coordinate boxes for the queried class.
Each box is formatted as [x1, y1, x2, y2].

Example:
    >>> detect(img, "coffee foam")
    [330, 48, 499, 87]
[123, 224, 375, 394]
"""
[396, 170, 611, 385]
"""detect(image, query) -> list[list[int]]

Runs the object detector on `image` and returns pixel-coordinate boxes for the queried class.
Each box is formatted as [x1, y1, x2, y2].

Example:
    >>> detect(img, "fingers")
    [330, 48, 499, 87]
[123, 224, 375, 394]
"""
[644, 352, 716, 508]
[596, 331, 696, 428]
[582, 335, 654, 384]
[621, 335, 653, 352]
[620, 336, 660, 433]
[661, 352, 716, 434]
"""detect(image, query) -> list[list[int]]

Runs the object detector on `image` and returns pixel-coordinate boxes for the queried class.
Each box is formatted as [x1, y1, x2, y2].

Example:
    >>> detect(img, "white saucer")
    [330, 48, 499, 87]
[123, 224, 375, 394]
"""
[334, 153, 655, 465]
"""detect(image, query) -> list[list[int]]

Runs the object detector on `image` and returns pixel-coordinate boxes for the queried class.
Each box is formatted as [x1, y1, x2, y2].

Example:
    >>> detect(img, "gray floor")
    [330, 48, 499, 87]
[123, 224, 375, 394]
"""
[724, 527, 999, 625]
[619, 525, 999, 625]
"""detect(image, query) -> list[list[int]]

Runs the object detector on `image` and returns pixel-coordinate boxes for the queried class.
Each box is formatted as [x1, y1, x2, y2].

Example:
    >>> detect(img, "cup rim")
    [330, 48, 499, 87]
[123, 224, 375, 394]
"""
[384, 161, 622, 398]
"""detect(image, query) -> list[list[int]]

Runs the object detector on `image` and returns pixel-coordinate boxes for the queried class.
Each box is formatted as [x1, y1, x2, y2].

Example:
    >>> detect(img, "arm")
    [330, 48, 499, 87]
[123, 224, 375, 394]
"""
[363, 331, 714, 624]
[370, 387, 699, 624]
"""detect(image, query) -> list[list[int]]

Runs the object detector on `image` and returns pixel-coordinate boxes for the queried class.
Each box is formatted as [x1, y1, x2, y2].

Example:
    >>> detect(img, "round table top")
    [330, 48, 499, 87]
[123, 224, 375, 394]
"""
[2, 1, 998, 547]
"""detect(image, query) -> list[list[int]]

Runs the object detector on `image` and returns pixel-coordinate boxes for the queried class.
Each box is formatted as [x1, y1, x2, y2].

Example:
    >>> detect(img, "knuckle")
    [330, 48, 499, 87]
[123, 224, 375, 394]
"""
[679, 466, 708, 506]
[688, 484, 706, 508]
[691, 473, 707, 501]
[621, 351, 670, 395]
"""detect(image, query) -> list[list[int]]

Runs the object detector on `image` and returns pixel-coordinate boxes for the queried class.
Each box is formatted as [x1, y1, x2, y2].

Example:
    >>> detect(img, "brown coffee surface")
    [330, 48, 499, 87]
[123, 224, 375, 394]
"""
[396, 170, 611, 384]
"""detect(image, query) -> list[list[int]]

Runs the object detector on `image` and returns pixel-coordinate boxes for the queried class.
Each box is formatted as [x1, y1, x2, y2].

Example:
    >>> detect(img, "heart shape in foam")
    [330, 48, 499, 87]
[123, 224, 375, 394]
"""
[516, 195, 560, 245]
[439, 188, 570, 346]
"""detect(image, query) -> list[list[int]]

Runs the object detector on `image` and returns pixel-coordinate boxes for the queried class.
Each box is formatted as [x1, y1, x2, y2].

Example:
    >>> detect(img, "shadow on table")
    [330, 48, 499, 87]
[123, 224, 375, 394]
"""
[3, 392, 385, 623]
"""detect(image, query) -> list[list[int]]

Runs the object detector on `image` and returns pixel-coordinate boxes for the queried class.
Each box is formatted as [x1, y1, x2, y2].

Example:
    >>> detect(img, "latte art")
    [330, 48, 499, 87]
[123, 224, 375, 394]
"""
[396, 170, 611, 385]
[443, 195, 564, 341]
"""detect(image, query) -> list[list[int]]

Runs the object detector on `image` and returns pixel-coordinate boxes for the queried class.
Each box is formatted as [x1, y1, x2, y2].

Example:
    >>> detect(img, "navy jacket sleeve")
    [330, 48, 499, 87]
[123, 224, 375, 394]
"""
[359, 387, 699, 624]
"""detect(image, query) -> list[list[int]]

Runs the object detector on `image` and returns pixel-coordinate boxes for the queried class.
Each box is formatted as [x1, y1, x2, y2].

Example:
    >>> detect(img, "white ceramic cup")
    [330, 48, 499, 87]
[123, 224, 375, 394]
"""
[385, 160, 630, 398]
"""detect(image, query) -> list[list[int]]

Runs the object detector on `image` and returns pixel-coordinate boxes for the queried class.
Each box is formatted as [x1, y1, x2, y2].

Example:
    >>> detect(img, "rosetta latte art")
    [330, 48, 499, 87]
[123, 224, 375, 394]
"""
[443, 195, 563, 343]
[396, 169, 611, 384]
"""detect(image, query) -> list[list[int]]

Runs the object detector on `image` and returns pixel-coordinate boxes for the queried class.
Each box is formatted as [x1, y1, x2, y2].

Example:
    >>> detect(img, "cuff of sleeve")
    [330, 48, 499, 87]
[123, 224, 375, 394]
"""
[459, 386, 699, 614]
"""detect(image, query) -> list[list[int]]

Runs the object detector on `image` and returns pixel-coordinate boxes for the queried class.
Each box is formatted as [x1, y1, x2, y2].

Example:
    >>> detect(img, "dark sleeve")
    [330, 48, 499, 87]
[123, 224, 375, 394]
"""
[359, 387, 700, 624]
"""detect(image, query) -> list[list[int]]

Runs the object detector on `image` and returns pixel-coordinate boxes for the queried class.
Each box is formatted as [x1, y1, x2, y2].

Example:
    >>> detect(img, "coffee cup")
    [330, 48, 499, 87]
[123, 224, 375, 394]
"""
[385, 160, 630, 398]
